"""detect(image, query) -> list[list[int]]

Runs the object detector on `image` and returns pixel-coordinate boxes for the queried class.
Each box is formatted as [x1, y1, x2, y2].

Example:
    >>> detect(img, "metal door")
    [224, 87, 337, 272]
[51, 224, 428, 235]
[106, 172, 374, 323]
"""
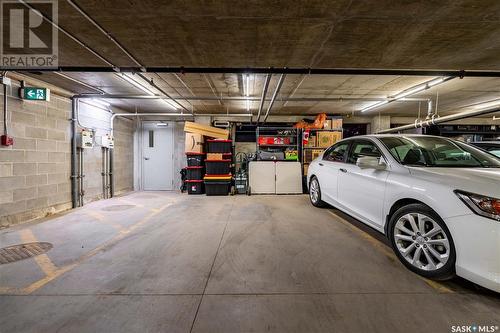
[142, 123, 174, 190]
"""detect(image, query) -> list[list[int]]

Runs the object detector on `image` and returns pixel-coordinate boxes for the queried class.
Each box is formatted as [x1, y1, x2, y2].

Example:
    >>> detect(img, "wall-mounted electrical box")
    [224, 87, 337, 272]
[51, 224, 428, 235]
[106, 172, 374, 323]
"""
[1, 134, 14, 146]
[98, 134, 114, 148]
[77, 130, 94, 148]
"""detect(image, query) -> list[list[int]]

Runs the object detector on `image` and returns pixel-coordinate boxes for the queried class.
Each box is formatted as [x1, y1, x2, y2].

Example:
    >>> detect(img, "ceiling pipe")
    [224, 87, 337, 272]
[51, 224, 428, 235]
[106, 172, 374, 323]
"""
[377, 106, 500, 134]
[10, 66, 500, 77]
[110, 112, 251, 137]
[256, 74, 272, 123]
[136, 73, 191, 114]
[73, 93, 428, 102]
[425, 99, 434, 119]
[66, 0, 143, 69]
[263, 74, 286, 123]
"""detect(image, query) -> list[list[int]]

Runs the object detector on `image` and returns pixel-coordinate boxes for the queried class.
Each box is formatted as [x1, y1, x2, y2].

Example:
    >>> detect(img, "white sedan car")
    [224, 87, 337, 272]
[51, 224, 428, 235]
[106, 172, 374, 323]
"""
[307, 134, 500, 292]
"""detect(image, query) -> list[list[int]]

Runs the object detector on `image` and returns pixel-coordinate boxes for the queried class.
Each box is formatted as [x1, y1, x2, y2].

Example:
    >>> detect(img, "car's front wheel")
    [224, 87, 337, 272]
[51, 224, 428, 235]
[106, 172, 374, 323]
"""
[388, 203, 456, 280]
[309, 176, 326, 208]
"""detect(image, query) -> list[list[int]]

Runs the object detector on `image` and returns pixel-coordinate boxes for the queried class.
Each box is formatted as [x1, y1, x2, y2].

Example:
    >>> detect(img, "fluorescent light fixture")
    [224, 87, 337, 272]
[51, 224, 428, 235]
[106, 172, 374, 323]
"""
[245, 74, 250, 97]
[361, 77, 452, 113]
[427, 77, 445, 87]
[117, 73, 178, 110]
[361, 100, 388, 113]
[393, 85, 426, 99]
[161, 99, 178, 109]
[156, 122, 168, 126]
[118, 73, 155, 96]
[246, 99, 250, 112]
[472, 99, 500, 110]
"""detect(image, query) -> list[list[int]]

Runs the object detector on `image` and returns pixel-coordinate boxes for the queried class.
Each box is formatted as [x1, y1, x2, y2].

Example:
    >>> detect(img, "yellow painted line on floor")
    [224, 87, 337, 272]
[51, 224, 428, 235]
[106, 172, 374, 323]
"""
[327, 210, 454, 294]
[19, 229, 57, 276]
[0, 286, 17, 294]
[15, 201, 175, 295]
[86, 211, 125, 231]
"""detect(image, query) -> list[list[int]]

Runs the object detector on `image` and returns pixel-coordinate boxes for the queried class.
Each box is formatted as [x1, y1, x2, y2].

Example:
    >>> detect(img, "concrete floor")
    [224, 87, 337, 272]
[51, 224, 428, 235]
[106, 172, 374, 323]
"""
[0, 192, 499, 333]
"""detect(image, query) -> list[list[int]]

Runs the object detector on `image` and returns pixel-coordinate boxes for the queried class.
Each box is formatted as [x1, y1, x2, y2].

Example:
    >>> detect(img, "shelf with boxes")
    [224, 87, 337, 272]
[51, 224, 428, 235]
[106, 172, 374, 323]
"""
[184, 120, 234, 195]
[301, 120, 343, 178]
[256, 127, 300, 161]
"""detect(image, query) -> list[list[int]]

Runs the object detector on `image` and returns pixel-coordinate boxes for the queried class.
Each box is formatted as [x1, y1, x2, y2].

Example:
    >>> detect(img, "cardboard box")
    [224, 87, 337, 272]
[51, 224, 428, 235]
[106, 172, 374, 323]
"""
[207, 153, 224, 160]
[305, 136, 316, 148]
[323, 119, 332, 129]
[317, 131, 342, 148]
[311, 149, 324, 160]
[184, 121, 229, 139]
[185, 133, 204, 153]
[332, 118, 343, 129]
[317, 132, 336, 148]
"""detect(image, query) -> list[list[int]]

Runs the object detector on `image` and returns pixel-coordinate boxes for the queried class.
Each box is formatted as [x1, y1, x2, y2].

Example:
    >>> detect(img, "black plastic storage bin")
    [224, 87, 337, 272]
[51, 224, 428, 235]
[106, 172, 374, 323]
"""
[204, 181, 231, 196]
[186, 166, 204, 180]
[186, 153, 205, 167]
[205, 160, 231, 175]
[186, 180, 204, 194]
[207, 139, 232, 153]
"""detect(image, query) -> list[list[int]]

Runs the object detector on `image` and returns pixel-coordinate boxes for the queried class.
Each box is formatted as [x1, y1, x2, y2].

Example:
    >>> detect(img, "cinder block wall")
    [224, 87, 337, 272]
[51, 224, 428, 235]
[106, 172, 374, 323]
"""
[0, 88, 72, 226]
[0, 76, 134, 227]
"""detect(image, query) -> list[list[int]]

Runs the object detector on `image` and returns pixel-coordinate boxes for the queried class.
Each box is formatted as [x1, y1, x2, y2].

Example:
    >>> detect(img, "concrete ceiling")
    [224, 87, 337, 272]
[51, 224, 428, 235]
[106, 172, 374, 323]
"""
[30, 0, 500, 70]
[17, 1, 500, 119]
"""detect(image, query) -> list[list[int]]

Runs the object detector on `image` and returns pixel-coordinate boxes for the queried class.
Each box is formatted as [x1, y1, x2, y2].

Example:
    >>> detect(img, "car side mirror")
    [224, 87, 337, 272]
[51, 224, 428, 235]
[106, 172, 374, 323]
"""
[356, 156, 387, 170]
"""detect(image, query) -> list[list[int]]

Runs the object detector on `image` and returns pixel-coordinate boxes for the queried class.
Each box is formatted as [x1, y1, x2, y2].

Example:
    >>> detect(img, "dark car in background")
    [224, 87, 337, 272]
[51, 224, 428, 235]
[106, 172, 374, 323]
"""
[470, 141, 500, 158]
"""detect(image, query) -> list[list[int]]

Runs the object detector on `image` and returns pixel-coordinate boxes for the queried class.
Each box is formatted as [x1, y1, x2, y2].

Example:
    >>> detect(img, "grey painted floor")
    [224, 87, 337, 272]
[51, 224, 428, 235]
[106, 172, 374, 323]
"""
[0, 192, 499, 333]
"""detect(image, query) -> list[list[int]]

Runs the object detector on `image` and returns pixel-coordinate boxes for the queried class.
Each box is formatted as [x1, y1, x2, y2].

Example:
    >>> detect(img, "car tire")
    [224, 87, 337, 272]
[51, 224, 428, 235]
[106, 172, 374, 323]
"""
[309, 176, 326, 208]
[388, 203, 456, 280]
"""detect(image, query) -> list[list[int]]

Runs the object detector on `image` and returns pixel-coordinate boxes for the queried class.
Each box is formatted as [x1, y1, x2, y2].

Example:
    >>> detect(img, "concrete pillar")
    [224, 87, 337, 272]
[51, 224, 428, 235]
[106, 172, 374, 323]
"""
[370, 115, 391, 134]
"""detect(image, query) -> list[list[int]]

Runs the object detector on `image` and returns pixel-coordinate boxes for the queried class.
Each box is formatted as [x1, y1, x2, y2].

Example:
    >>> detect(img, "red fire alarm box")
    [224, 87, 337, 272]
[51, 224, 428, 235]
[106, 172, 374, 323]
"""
[1, 135, 14, 146]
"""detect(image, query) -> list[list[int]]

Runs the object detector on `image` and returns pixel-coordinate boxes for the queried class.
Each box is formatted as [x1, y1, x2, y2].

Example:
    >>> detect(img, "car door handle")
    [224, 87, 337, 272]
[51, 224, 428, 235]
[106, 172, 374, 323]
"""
[319, 163, 324, 166]
[340, 168, 347, 173]
[144, 157, 150, 160]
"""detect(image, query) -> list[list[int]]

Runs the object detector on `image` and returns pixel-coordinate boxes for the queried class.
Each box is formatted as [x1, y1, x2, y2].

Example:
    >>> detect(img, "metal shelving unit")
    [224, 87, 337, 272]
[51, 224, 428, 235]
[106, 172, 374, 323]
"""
[256, 127, 300, 161]
[300, 128, 343, 191]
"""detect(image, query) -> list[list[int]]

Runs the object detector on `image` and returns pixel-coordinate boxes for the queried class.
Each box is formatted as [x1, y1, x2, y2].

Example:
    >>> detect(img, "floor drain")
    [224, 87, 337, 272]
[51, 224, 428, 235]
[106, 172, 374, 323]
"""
[0, 242, 53, 265]
[102, 204, 135, 212]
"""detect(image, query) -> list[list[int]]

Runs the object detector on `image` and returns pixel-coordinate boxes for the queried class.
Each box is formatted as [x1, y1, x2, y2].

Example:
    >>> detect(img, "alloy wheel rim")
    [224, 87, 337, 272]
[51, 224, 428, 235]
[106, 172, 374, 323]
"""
[310, 179, 319, 203]
[394, 213, 450, 271]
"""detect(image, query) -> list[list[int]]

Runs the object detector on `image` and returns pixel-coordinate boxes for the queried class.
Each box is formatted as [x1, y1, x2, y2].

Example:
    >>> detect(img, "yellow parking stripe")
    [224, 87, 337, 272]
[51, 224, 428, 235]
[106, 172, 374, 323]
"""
[18, 201, 174, 295]
[327, 210, 454, 294]
[19, 229, 57, 276]
[86, 211, 125, 231]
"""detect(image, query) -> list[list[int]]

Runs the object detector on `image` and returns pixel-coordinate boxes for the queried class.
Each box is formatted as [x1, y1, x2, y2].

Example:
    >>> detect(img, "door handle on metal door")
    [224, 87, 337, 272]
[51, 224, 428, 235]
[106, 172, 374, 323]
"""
[340, 168, 347, 173]
[319, 163, 324, 166]
[144, 157, 150, 160]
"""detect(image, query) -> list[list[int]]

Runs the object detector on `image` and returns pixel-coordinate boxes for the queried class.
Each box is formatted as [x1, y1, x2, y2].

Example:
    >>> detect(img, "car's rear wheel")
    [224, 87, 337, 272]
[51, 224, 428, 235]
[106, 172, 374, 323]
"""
[388, 203, 456, 280]
[309, 176, 326, 208]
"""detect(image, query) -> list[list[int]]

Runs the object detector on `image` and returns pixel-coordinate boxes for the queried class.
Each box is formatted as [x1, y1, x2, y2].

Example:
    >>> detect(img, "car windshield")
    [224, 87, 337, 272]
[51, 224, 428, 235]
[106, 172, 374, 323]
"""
[379, 136, 500, 168]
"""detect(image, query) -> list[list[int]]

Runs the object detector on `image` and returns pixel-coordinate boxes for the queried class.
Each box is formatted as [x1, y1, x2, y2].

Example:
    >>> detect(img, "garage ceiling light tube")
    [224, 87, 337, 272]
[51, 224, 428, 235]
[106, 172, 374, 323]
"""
[117, 73, 179, 110]
[361, 76, 454, 113]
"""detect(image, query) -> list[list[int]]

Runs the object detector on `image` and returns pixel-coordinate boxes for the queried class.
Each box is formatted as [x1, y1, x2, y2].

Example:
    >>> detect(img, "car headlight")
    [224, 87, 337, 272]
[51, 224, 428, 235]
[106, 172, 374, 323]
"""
[454, 190, 500, 221]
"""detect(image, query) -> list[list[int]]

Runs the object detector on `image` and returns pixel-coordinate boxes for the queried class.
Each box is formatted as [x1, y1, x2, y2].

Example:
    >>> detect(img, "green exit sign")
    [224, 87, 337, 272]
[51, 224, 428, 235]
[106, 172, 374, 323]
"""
[21, 87, 50, 101]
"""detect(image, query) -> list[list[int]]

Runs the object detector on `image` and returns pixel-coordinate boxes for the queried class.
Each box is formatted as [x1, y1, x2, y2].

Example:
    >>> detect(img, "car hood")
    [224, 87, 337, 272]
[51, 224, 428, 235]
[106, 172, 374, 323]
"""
[408, 167, 500, 198]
